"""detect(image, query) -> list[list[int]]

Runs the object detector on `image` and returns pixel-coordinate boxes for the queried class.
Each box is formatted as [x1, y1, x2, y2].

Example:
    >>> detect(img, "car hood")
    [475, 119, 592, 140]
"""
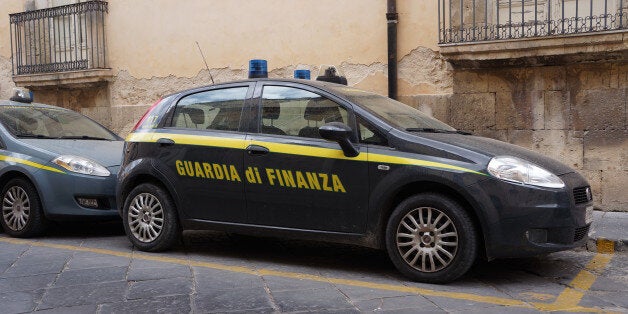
[416, 133, 575, 176]
[20, 139, 124, 167]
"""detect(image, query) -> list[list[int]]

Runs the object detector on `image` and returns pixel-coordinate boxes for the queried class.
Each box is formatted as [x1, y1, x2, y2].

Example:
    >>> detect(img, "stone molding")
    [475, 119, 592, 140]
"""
[439, 31, 628, 68]
[13, 69, 113, 89]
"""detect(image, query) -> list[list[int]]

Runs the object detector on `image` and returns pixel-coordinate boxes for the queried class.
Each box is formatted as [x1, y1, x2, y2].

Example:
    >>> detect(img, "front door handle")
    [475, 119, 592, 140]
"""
[156, 138, 175, 147]
[246, 144, 269, 155]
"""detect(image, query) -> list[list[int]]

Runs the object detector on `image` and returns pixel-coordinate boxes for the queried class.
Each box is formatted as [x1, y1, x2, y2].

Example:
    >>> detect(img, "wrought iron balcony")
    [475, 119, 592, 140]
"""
[9, 1, 108, 76]
[438, 0, 627, 44]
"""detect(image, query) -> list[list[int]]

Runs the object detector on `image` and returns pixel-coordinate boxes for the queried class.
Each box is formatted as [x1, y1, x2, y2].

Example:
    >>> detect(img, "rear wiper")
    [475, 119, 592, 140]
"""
[405, 128, 472, 135]
[17, 134, 57, 139]
[58, 135, 111, 141]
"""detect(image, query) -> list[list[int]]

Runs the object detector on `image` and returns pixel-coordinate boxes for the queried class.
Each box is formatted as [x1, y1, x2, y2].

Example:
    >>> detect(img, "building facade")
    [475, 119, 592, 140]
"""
[0, 0, 626, 211]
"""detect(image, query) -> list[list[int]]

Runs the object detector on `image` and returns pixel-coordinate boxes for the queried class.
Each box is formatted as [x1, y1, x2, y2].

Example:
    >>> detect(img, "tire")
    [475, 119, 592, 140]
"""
[385, 193, 478, 283]
[122, 183, 180, 252]
[0, 177, 47, 237]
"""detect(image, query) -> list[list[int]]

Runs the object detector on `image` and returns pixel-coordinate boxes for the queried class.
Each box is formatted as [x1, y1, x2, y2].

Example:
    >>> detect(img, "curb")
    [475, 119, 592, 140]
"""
[585, 237, 626, 253]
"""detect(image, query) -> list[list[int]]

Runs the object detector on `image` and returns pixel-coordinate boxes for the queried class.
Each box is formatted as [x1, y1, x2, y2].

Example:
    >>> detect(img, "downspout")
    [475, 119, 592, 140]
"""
[386, 0, 398, 100]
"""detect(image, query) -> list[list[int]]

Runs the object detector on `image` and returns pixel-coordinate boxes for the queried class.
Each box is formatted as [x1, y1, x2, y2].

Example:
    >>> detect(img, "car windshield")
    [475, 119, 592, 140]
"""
[332, 87, 457, 132]
[0, 106, 118, 140]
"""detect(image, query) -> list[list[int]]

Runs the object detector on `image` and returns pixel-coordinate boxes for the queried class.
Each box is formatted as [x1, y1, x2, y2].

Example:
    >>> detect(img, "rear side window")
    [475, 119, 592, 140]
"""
[260, 86, 348, 139]
[171, 87, 248, 132]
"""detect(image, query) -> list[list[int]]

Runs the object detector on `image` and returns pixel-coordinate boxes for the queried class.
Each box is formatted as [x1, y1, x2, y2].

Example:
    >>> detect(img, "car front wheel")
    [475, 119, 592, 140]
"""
[1, 177, 47, 237]
[385, 193, 478, 283]
[123, 183, 180, 251]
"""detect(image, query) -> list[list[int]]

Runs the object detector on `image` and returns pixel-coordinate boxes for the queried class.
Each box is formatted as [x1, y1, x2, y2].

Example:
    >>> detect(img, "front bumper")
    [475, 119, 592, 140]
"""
[470, 172, 592, 259]
[34, 167, 119, 221]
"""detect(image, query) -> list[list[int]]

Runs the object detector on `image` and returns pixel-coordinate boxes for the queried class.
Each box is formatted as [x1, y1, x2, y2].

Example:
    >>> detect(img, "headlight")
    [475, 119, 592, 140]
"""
[487, 156, 564, 189]
[52, 155, 110, 177]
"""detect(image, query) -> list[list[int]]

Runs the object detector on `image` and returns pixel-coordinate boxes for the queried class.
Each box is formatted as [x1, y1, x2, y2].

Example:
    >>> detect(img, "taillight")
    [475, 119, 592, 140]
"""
[132, 98, 162, 132]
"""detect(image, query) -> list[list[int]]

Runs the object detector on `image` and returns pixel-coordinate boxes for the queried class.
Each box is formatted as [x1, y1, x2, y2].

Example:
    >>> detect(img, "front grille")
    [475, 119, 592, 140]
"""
[574, 225, 590, 242]
[573, 186, 592, 204]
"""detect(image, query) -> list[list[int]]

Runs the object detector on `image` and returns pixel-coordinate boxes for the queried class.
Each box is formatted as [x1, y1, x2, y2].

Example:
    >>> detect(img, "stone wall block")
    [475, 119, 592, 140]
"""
[531, 130, 584, 169]
[473, 129, 508, 142]
[544, 91, 571, 130]
[572, 89, 626, 131]
[539, 66, 567, 91]
[399, 94, 450, 123]
[495, 91, 544, 130]
[567, 64, 613, 91]
[449, 93, 495, 131]
[507, 130, 534, 150]
[486, 68, 529, 93]
[452, 71, 489, 93]
[80, 107, 113, 130]
[506, 130, 583, 169]
[583, 130, 628, 171]
[617, 63, 628, 88]
[600, 170, 628, 212]
[111, 105, 151, 137]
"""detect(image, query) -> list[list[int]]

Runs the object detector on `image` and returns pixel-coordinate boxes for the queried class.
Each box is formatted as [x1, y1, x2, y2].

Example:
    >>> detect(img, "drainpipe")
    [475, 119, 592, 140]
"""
[386, 0, 398, 100]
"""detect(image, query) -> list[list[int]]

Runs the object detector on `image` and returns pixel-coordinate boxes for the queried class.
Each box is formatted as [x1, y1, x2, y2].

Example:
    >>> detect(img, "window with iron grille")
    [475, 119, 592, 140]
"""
[439, 0, 628, 44]
[9, 0, 108, 75]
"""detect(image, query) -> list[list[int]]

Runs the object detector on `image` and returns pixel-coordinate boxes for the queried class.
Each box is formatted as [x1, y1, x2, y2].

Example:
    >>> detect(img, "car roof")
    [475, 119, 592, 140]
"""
[162, 78, 351, 98]
[0, 100, 72, 111]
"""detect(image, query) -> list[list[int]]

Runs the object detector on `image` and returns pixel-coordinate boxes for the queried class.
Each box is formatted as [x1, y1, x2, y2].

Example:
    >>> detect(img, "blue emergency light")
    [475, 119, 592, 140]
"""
[248, 59, 268, 78]
[294, 69, 311, 80]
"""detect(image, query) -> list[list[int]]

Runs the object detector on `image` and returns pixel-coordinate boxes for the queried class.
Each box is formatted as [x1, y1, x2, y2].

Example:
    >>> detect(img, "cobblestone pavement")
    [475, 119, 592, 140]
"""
[0, 222, 626, 313]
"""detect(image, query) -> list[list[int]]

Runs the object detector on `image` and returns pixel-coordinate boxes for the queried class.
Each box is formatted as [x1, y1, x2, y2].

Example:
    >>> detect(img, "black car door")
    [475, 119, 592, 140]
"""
[243, 82, 369, 233]
[154, 83, 253, 223]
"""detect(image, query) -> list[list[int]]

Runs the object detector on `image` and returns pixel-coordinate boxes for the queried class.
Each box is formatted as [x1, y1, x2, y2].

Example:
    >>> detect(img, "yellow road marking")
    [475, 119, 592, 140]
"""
[0, 237, 611, 312]
[534, 253, 613, 312]
[597, 239, 615, 254]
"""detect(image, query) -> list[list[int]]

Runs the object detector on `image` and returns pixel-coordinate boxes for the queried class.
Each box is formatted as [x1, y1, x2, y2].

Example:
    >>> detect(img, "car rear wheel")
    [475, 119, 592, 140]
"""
[385, 193, 477, 283]
[1, 177, 47, 237]
[123, 183, 180, 251]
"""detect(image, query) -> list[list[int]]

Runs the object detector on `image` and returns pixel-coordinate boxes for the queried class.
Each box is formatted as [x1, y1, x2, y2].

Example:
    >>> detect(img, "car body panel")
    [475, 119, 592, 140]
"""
[0, 100, 123, 221]
[119, 79, 592, 260]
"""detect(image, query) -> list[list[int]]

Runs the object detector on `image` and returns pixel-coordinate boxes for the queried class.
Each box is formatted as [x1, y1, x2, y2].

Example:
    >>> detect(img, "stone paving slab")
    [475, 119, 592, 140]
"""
[589, 210, 628, 252]
[0, 221, 626, 313]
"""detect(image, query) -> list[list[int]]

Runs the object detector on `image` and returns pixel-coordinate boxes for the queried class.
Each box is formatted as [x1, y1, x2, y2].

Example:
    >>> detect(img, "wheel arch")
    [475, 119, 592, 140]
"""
[373, 180, 488, 259]
[119, 173, 178, 214]
[0, 169, 46, 210]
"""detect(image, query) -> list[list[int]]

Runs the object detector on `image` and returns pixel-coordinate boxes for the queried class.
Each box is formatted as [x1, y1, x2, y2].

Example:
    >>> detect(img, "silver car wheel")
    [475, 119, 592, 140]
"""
[2, 186, 30, 231]
[128, 193, 164, 243]
[396, 207, 458, 273]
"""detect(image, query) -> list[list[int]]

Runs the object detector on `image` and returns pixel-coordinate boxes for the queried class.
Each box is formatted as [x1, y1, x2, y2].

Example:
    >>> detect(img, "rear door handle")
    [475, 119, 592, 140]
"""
[156, 138, 175, 147]
[246, 144, 269, 155]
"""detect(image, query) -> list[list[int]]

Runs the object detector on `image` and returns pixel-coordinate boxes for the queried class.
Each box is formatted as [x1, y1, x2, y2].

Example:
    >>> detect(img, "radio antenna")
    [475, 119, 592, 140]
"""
[195, 41, 215, 84]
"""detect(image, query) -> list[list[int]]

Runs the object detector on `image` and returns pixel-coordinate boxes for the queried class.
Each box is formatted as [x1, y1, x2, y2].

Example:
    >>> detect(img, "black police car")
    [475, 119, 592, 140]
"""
[118, 79, 592, 283]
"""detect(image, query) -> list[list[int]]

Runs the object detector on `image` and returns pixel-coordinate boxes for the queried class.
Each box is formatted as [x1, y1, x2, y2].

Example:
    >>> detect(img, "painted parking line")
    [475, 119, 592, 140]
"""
[0, 236, 612, 312]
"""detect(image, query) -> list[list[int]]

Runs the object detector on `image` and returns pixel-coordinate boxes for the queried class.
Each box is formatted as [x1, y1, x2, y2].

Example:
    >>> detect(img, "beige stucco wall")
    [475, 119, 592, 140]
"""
[0, 1, 22, 99]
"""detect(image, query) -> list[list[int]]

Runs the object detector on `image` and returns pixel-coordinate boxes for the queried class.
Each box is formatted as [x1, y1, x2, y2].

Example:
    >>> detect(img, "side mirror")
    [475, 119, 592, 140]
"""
[319, 122, 359, 157]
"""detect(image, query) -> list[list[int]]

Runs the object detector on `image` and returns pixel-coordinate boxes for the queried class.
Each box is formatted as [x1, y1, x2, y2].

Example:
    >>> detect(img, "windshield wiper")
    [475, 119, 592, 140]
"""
[16, 134, 57, 139]
[405, 128, 472, 135]
[58, 135, 112, 141]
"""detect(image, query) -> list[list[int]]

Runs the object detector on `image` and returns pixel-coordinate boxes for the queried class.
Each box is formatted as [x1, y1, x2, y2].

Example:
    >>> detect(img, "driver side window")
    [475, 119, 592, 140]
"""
[260, 86, 347, 139]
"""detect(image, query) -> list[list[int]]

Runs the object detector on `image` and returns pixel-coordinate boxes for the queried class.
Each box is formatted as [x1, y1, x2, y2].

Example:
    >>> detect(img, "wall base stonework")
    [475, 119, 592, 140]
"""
[0, 56, 16, 100]
[402, 61, 627, 212]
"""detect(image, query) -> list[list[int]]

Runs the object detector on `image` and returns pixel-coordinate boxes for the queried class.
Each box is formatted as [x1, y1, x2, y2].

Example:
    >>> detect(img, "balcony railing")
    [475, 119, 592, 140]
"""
[438, 0, 627, 44]
[9, 1, 108, 76]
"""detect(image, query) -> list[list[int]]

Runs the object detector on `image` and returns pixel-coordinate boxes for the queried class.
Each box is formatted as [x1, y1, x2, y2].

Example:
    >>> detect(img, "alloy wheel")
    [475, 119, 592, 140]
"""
[128, 193, 164, 243]
[396, 206, 459, 272]
[2, 186, 30, 231]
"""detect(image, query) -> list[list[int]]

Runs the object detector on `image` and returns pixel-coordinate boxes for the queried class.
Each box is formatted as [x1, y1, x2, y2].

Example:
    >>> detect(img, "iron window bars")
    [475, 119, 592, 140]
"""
[9, 1, 108, 75]
[439, 0, 627, 44]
